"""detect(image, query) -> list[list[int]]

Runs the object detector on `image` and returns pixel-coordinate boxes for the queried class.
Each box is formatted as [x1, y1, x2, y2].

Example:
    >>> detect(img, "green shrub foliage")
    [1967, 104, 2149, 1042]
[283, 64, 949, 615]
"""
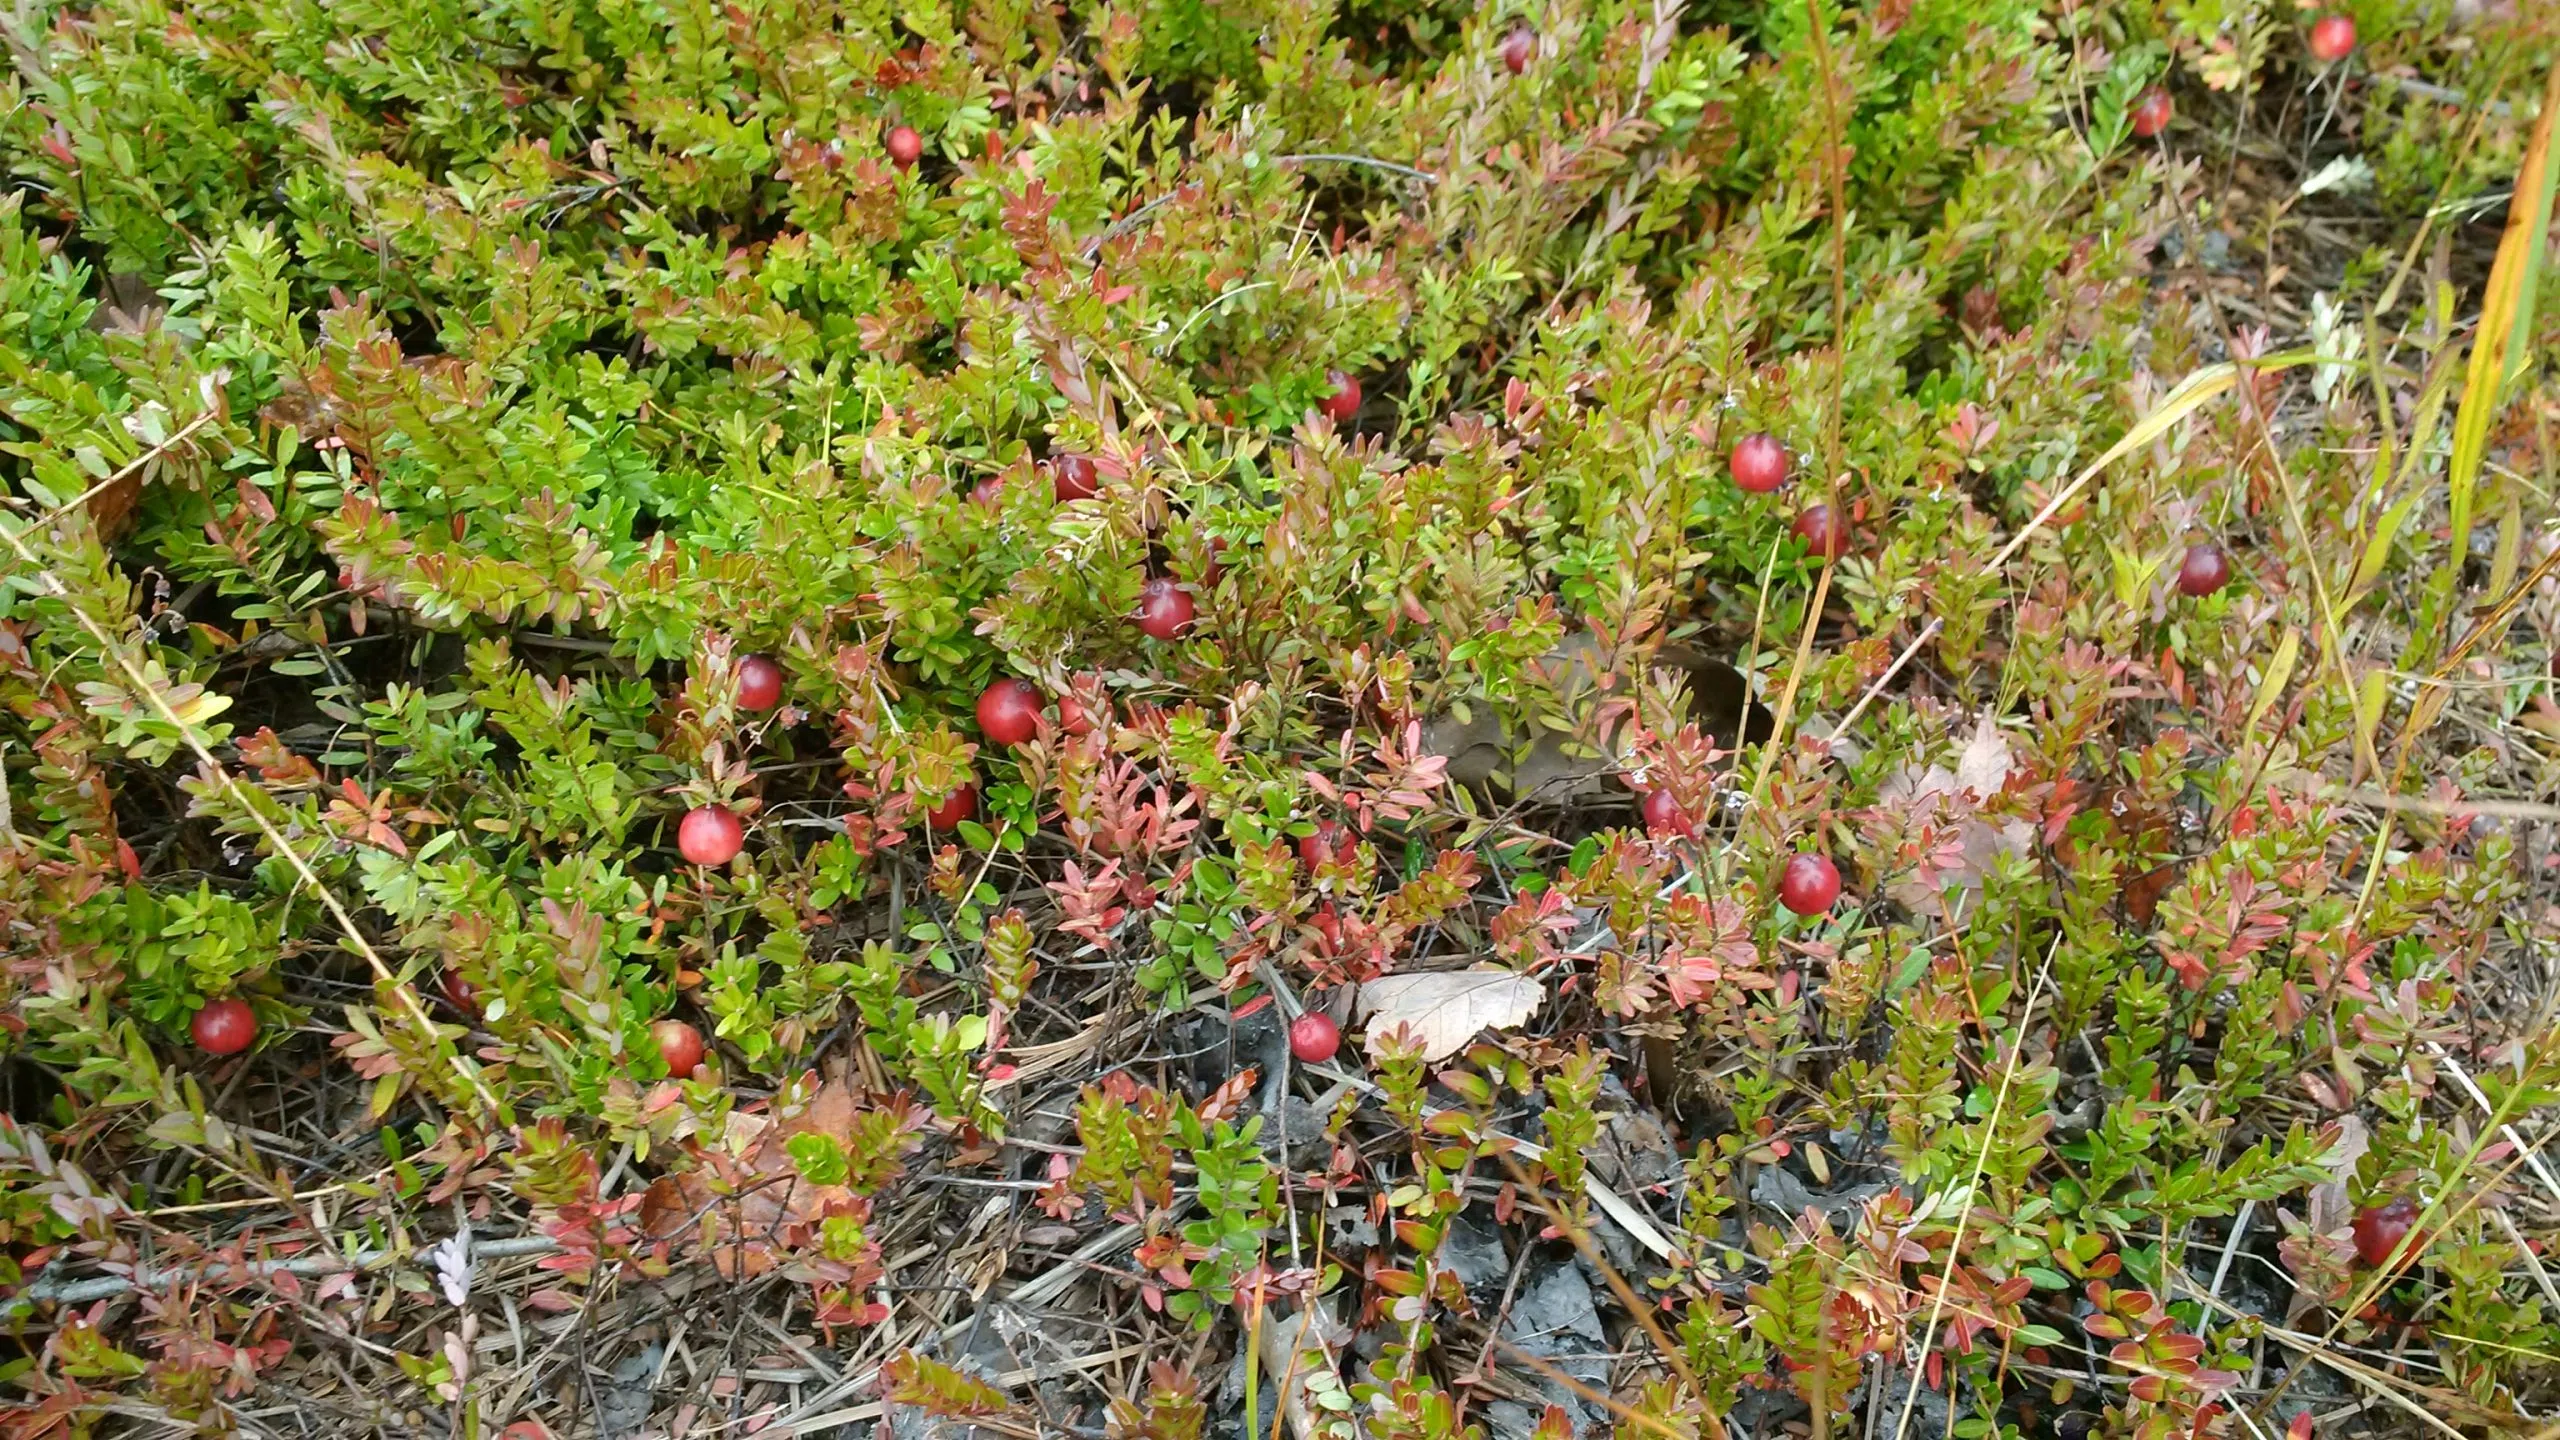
[1, 0, 2555, 1428]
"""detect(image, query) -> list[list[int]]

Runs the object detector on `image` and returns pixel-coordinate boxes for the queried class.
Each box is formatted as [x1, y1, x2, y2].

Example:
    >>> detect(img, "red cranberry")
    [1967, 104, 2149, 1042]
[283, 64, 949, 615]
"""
[1319, 370, 1362, 425]
[2177, 541, 2231, 597]
[678, 806, 746, 866]
[2353, 1197, 2422, 1267]
[1777, 852, 1841, 915]
[1640, 788, 1694, 837]
[1052, 453, 1099, 502]
[970, 474, 1005, 506]
[886, 124, 924, 167]
[1500, 22, 1536, 74]
[2308, 13, 2356, 62]
[1058, 680, 1100, 736]
[440, 970, 481, 1017]
[191, 997, 257, 1056]
[653, 1019, 706, 1079]
[735, 654, 784, 712]
[1289, 1012, 1341, 1064]
[1299, 819, 1358, 871]
[976, 678, 1045, 748]
[924, 782, 979, 831]
[1136, 577, 1196, 641]
[1309, 904, 1346, 953]
[2130, 87, 2173, 138]
[1792, 505, 1850, 561]
[1730, 432, 1789, 493]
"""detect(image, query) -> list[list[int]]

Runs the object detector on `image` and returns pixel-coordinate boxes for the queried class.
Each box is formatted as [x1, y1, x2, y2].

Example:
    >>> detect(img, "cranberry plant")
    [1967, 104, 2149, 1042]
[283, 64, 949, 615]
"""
[0, 0, 2555, 1431]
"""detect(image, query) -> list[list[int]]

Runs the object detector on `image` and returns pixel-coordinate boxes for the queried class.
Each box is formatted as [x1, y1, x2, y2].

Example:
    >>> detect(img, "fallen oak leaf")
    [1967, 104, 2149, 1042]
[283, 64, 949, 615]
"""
[1356, 967, 1544, 1061]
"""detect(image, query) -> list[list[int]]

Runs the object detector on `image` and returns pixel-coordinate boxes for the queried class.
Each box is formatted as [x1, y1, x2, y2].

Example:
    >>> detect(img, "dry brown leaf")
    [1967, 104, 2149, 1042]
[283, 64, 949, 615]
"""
[1356, 968, 1544, 1061]
[1877, 714, 2031, 910]
[670, 1081, 922, 1280]
[1953, 716, 2014, 798]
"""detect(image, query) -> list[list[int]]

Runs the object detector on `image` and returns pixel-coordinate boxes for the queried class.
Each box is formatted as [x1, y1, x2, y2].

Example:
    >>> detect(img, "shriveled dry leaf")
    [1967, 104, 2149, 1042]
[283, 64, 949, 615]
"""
[1954, 717, 2014, 799]
[671, 1081, 923, 1280]
[1876, 715, 2030, 909]
[1883, 715, 2015, 809]
[1357, 968, 1544, 1061]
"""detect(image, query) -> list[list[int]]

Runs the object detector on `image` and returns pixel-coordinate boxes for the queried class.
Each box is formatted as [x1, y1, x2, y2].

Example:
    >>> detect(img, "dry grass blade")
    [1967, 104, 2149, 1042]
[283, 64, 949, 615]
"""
[1251, 1298, 1347, 1440]
[2440, 55, 2560, 611]
[1888, 935, 2058, 1440]
[30, 401, 221, 531]
[1485, 1336, 1691, 1440]
[1829, 355, 2317, 752]
[2175, 1281, 2496, 1440]
[1986, 361, 2241, 570]
[0, 517, 494, 1114]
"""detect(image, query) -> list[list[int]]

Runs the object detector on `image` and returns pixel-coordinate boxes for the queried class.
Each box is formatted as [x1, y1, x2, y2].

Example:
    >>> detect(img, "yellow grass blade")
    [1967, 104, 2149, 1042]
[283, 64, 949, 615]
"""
[2442, 56, 2560, 598]
[1988, 352, 2321, 572]
[1990, 365, 2225, 569]
[2249, 626, 2302, 733]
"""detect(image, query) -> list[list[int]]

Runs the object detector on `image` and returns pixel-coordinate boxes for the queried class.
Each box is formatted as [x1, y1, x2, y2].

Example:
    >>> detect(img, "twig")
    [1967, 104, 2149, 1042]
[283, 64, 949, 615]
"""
[1465, 1231, 1539, 1384]
[772, 1342, 1149, 1435]
[2321, 788, 2560, 822]
[1273, 153, 1439, 184]
[764, 1222, 1144, 1430]
[1485, 1337, 1688, 1440]
[1827, 618, 1944, 743]
[1294, 1062, 1684, 1261]
[4, 1234, 559, 1316]
[23, 397, 224, 529]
